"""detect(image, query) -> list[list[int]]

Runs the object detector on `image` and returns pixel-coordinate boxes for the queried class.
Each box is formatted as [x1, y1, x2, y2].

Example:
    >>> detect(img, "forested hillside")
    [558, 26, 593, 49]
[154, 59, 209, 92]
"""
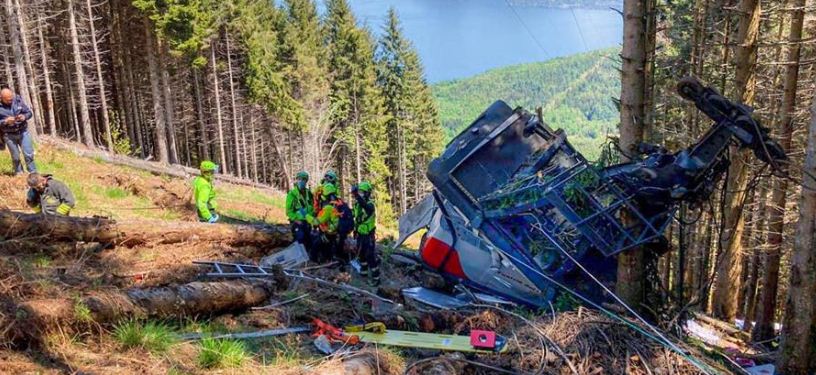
[433, 48, 619, 158]
[1, 0, 442, 221]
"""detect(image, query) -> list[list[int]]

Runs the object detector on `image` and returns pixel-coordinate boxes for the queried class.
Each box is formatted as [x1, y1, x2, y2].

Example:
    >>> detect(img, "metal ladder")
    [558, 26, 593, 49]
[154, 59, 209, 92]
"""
[193, 261, 278, 278]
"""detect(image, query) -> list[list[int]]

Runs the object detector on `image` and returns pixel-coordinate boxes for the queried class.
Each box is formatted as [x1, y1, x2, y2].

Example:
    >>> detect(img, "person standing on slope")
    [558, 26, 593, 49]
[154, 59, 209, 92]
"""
[314, 182, 341, 263]
[312, 170, 339, 213]
[194, 161, 220, 223]
[1, 88, 36, 175]
[26, 173, 75, 216]
[352, 181, 379, 286]
[286, 171, 316, 252]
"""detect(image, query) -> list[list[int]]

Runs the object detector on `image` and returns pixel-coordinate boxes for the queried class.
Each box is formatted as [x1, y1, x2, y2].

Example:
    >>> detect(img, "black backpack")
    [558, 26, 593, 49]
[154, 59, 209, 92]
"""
[335, 200, 354, 236]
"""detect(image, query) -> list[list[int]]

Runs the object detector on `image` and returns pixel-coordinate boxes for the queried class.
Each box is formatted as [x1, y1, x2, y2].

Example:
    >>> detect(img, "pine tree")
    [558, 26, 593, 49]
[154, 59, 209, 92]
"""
[278, 0, 330, 180]
[324, 0, 391, 218]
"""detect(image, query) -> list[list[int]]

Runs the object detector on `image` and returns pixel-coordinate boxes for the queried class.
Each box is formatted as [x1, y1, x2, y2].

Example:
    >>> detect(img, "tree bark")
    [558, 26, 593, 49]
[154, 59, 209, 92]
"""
[192, 68, 209, 161]
[211, 46, 228, 173]
[226, 33, 243, 178]
[159, 43, 178, 164]
[12, 279, 283, 343]
[36, 17, 57, 136]
[616, 0, 649, 310]
[85, 0, 112, 150]
[143, 18, 169, 163]
[14, 0, 44, 135]
[752, 0, 804, 342]
[711, 0, 761, 322]
[4, 0, 37, 138]
[67, 0, 93, 146]
[776, 88, 816, 375]
[0, 210, 292, 248]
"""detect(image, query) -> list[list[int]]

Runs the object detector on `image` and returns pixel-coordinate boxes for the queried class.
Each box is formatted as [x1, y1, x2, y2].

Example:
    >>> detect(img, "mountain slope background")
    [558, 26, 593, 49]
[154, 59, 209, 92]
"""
[433, 48, 620, 159]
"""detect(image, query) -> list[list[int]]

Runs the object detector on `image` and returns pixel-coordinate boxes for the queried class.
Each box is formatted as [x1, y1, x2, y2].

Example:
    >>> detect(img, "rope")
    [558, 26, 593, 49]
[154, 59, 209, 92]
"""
[489, 213, 720, 374]
[503, 0, 551, 60]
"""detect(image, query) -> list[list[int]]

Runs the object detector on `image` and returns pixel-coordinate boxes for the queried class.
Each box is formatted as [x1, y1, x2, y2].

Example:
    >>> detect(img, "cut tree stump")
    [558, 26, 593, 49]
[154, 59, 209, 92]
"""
[0, 210, 292, 247]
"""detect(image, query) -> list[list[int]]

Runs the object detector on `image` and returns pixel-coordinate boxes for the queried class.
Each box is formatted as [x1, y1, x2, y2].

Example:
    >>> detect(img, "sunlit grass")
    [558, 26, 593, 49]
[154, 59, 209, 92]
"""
[113, 320, 177, 353]
[198, 338, 248, 369]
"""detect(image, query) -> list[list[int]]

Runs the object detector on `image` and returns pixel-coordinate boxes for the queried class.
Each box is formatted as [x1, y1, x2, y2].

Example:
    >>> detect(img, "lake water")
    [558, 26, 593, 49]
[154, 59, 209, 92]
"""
[343, 0, 623, 82]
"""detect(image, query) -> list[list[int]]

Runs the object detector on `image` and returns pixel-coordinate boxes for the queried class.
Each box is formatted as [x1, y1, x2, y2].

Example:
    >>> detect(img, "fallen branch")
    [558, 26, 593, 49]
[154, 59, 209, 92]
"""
[0, 210, 291, 248]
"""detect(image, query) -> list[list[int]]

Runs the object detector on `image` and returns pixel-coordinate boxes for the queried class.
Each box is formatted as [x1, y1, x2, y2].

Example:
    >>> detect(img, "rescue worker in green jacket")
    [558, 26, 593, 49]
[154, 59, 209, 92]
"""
[312, 170, 339, 213]
[314, 182, 341, 263]
[352, 181, 379, 285]
[193, 161, 219, 223]
[286, 171, 316, 254]
[26, 173, 75, 216]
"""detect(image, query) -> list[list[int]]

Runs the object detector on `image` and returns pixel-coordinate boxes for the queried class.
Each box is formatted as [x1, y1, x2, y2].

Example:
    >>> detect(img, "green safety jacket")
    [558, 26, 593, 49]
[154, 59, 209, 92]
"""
[286, 187, 314, 224]
[193, 175, 218, 220]
[26, 176, 75, 216]
[352, 195, 376, 235]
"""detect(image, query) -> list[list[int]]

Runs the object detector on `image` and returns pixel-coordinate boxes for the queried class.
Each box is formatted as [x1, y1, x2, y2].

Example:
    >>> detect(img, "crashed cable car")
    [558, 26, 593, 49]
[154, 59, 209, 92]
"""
[395, 77, 787, 308]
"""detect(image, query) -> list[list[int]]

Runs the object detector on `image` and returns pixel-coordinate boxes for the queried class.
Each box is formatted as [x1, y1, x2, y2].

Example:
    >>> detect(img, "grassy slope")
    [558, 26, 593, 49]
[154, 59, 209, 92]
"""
[0, 143, 287, 223]
[433, 48, 620, 160]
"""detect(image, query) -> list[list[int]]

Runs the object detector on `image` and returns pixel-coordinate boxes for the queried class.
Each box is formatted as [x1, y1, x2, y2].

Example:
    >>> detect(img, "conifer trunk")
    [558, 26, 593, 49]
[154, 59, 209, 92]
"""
[211, 46, 228, 173]
[711, 0, 760, 321]
[616, 0, 648, 309]
[85, 0, 112, 150]
[777, 85, 816, 375]
[4, 0, 37, 138]
[143, 18, 169, 163]
[753, 0, 803, 342]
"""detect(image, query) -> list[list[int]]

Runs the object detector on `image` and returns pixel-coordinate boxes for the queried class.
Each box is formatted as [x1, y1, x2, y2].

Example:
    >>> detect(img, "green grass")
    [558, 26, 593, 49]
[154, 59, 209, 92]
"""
[33, 254, 51, 268]
[104, 187, 130, 199]
[73, 300, 94, 323]
[113, 320, 177, 353]
[198, 338, 248, 369]
[224, 209, 253, 222]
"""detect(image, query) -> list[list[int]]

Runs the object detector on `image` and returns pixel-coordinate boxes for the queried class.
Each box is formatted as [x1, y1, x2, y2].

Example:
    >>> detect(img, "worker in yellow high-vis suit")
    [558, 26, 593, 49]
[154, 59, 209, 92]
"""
[193, 160, 219, 223]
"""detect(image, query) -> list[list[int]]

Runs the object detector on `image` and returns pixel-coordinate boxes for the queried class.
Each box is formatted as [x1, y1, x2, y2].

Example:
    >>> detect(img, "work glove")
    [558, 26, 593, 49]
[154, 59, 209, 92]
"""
[208, 214, 220, 223]
[56, 203, 72, 216]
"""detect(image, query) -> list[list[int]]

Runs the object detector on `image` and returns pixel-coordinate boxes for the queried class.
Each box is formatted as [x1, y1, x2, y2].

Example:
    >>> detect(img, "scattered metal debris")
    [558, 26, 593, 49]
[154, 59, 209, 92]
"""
[259, 242, 309, 269]
[402, 287, 470, 309]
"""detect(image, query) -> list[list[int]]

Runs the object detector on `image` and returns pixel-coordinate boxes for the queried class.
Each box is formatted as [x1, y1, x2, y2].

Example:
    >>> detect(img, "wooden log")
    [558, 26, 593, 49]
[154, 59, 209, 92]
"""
[13, 279, 284, 341]
[0, 210, 292, 247]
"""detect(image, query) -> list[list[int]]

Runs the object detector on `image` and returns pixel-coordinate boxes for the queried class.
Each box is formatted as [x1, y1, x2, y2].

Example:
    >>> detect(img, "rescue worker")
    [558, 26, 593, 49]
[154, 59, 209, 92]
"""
[286, 171, 315, 252]
[314, 182, 341, 263]
[1, 88, 36, 175]
[193, 160, 219, 223]
[352, 181, 379, 285]
[312, 170, 339, 213]
[26, 173, 75, 216]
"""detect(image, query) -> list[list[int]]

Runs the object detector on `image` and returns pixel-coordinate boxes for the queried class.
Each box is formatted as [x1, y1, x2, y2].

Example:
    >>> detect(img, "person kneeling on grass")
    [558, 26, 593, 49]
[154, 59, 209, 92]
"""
[194, 160, 220, 223]
[26, 173, 75, 216]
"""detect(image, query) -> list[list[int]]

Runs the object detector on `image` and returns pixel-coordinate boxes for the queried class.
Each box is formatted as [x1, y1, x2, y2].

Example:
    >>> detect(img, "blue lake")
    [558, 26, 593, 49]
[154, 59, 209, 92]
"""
[340, 0, 623, 82]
